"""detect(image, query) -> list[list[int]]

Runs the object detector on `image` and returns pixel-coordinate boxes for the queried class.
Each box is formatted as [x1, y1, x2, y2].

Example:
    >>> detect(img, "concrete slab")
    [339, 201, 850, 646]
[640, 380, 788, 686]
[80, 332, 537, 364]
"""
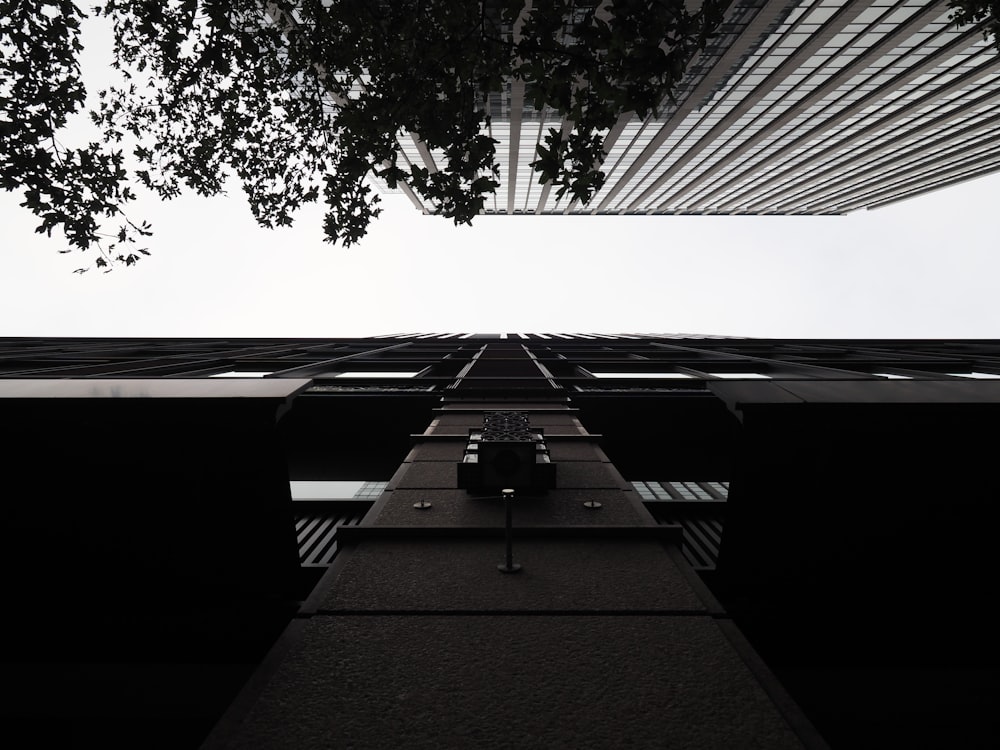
[396, 456, 622, 489]
[775, 379, 1000, 404]
[520, 414, 582, 426]
[546, 442, 603, 461]
[555, 462, 626, 489]
[428, 423, 585, 436]
[324, 539, 707, 611]
[431, 413, 579, 425]
[373, 489, 645, 527]
[440, 402, 572, 411]
[409, 442, 468, 461]
[432, 415, 489, 427]
[395, 462, 459, 488]
[220, 615, 805, 749]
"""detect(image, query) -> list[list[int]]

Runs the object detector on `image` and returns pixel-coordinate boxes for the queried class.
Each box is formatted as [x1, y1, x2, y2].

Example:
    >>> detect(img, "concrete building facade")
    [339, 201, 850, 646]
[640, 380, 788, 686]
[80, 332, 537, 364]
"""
[0, 334, 997, 748]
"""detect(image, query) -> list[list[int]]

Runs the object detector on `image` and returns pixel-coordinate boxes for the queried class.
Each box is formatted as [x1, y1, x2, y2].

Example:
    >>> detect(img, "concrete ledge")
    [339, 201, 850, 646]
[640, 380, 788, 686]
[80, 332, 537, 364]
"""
[210, 615, 808, 750]
[323, 538, 704, 612]
[338, 525, 682, 543]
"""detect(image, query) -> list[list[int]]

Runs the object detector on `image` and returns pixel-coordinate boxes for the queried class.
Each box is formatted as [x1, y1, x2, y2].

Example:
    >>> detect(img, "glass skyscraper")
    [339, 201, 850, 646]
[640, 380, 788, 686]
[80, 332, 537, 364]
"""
[390, 0, 1000, 215]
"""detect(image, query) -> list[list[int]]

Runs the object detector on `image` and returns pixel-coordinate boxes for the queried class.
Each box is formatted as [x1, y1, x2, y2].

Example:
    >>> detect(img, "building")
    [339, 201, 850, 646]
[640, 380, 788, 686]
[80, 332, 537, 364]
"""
[0, 334, 997, 748]
[391, 0, 1000, 216]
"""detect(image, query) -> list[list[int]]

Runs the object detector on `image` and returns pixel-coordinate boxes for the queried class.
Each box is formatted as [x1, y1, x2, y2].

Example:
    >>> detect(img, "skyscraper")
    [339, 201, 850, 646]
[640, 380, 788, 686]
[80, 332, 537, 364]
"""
[391, 0, 1000, 215]
[1, 334, 997, 748]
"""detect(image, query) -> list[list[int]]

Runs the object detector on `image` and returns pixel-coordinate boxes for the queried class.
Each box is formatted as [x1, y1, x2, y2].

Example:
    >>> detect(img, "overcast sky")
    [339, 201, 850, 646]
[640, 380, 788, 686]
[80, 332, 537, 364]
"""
[3, 14, 1000, 340]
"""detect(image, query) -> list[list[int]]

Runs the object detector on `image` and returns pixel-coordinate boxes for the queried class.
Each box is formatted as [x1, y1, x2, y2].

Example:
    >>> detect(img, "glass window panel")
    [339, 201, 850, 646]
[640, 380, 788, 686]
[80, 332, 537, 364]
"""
[590, 372, 693, 379]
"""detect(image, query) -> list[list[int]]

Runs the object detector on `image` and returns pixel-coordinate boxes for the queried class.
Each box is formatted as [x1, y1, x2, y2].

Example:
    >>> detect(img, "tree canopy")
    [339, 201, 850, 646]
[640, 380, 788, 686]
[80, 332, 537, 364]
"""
[1, 0, 723, 270]
[7, 1, 994, 271]
[949, 0, 1000, 51]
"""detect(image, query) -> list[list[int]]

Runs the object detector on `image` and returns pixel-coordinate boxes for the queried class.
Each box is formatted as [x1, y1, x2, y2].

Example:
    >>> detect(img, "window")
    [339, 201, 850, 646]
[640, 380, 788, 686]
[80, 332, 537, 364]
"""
[333, 371, 420, 378]
[590, 372, 692, 379]
[290, 480, 388, 500]
[209, 371, 272, 378]
[631, 480, 728, 501]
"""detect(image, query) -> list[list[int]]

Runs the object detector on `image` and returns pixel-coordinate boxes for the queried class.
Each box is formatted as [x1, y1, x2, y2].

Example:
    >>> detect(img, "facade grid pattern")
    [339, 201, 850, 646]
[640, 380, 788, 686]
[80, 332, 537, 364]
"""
[388, 0, 1000, 217]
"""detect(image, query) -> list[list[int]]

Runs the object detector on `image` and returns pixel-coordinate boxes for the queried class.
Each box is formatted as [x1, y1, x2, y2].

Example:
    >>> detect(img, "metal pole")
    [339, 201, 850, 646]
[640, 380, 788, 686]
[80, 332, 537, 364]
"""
[498, 488, 521, 573]
[505, 492, 514, 568]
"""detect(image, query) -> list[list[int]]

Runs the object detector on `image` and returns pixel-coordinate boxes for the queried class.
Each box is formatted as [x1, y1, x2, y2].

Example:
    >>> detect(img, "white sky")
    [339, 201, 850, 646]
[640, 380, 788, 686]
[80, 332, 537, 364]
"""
[3, 14, 1000, 339]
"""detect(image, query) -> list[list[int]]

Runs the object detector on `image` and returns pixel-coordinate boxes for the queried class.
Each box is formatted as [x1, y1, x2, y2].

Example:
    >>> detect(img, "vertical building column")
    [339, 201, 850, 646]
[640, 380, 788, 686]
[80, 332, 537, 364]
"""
[205, 394, 824, 749]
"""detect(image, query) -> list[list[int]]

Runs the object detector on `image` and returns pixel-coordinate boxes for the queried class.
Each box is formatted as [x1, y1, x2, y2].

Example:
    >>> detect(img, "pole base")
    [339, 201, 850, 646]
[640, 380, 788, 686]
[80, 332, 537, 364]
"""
[498, 563, 522, 574]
